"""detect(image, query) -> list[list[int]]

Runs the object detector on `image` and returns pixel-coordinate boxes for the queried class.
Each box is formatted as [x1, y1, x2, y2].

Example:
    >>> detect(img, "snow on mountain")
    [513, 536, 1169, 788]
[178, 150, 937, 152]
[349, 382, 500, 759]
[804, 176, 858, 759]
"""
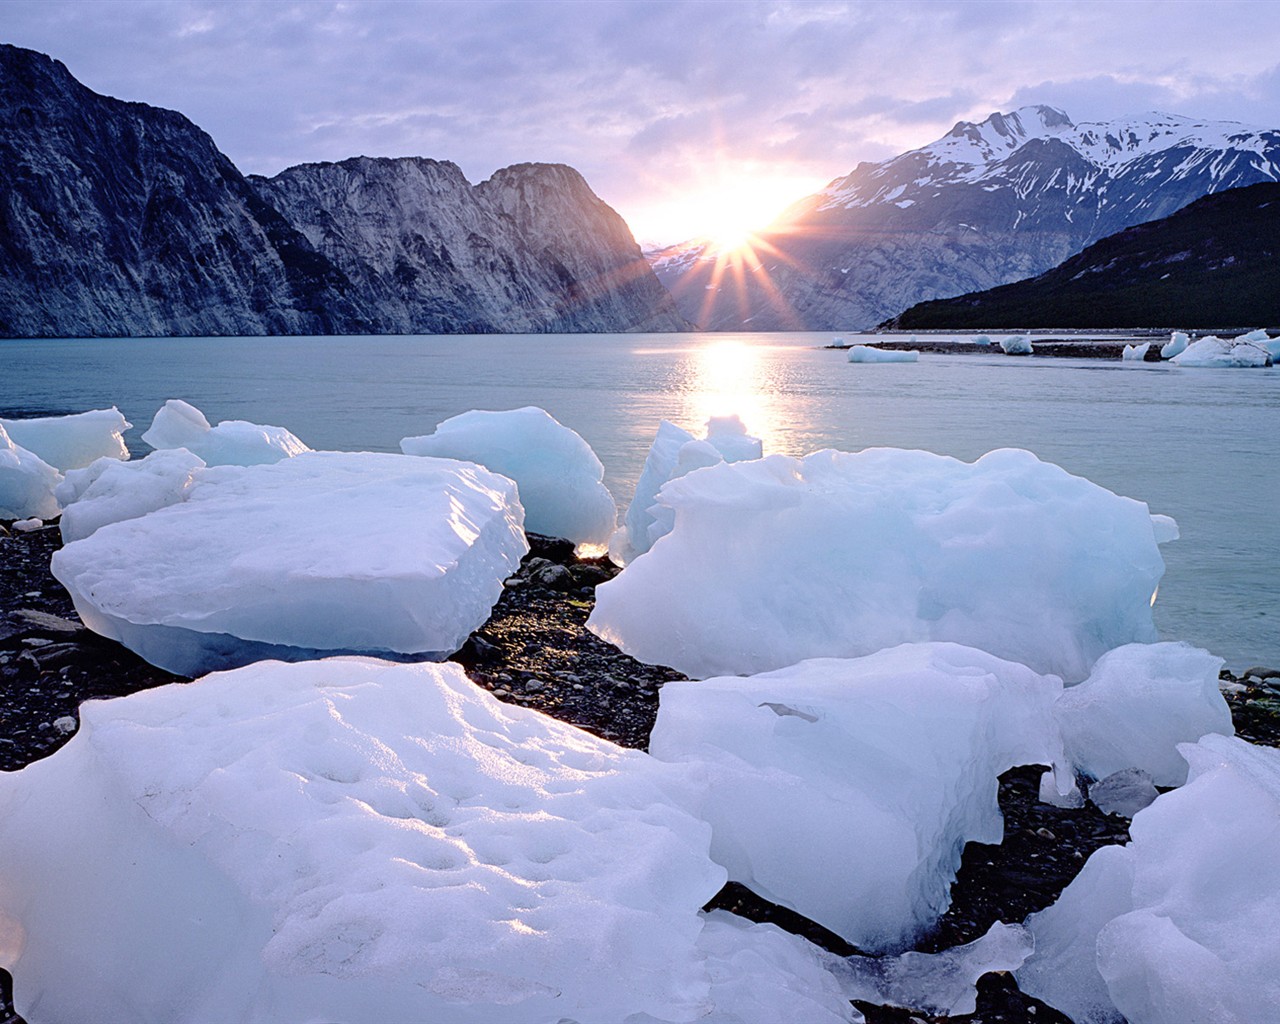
[651, 105, 1280, 330]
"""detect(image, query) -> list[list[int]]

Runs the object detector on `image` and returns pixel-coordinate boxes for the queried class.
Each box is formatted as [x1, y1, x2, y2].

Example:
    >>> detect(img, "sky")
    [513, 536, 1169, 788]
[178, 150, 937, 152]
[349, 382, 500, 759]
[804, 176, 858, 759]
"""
[4, 0, 1280, 245]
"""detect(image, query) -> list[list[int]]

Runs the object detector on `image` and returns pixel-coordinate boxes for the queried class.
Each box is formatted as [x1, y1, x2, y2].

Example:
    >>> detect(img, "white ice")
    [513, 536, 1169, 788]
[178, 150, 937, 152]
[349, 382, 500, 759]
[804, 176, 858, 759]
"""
[648, 643, 1068, 952]
[1171, 334, 1271, 368]
[51, 452, 527, 675]
[401, 406, 615, 546]
[0, 407, 130, 471]
[142, 398, 311, 466]
[1121, 342, 1150, 361]
[610, 416, 762, 565]
[846, 345, 919, 363]
[1018, 734, 1280, 1024]
[590, 447, 1171, 682]
[1055, 642, 1233, 787]
[56, 449, 207, 543]
[0, 424, 61, 521]
[1000, 335, 1034, 354]
[0, 658, 762, 1024]
[1160, 331, 1189, 359]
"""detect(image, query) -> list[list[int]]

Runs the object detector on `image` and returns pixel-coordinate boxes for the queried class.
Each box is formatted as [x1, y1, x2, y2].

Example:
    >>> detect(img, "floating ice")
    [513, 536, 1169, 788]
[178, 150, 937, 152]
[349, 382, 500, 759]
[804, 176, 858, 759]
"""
[610, 416, 762, 565]
[1000, 335, 1033, 354]
[1171, 334, 1271, 368]
[56, 449, 207, 543]
[846, 345, 918, 363]
[973, 335, 992, 346]
[1121, 342, 1150, 361]
[0, 424, 61, 520]
[591, 447, 1171, 682]
[648, 644, 1067, 952]
[0, 408, 130, 471]
[51, 452, 527, 675]
[401, 406, 615, 546]
[1019, 735, 1280, 1024]
[1160, 331, 1189, 359]
[0, 658, 742, 1023]
[1056, 642, 1233, 787]
[143, 398, 311, 466]
[1087, 767, 1159, 817]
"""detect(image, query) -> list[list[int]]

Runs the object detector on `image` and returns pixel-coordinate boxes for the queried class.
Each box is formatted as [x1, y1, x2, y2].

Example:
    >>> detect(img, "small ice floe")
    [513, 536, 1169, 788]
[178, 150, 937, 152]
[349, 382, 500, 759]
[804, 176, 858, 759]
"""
[1018, 734, 1280, 1024]
[1160, 330, 1190, 359]
[609, 415, 762, 566]
[1171, 333, 1272, 367]
[1121, 342, 1150, 361]
[649, 643, 1068, 952]
[1000, 334, 1034, 355]
[846, 345, 919, 363]
[590, 447, 1173, 683]
[0, 425, 61, 521]
[51, 452, 527, 675]
[0, 408, 130, 471]
[143, 398, 310, 466]
[401, 406, 616, 547]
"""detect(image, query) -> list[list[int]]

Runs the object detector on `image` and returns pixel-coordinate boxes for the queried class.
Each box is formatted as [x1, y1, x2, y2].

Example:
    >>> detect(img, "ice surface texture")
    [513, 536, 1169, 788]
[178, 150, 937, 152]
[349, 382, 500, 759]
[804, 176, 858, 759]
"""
[56, 449, 207, 543]
[1018, 734, 1280, 1023]
[591, 448, 1171, 682]
[401, 406, 616, 546]
[847, 345, 919, 363]
[649, 644, 1069, 952]
[51, 452, 527, 675]
[143, 398, 311, 465]
[0, 424, 61, 520]
[0, 659, 865, 1024]
[0, 407, 130, 471]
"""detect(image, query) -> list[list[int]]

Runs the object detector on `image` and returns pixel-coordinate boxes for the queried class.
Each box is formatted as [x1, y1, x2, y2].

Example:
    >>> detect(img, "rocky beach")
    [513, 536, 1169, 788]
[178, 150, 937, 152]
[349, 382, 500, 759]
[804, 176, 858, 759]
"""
[3, 517, 1277, 1023]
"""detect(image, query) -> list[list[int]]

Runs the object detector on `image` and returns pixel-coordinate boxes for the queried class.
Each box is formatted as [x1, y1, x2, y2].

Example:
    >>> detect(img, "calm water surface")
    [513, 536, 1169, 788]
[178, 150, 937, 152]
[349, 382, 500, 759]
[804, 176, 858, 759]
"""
[3, 332, 1276, 670]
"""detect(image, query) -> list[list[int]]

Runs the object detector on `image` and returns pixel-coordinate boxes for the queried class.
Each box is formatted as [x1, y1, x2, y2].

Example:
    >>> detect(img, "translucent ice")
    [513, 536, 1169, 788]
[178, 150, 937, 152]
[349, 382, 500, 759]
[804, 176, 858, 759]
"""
[51, 452, 527, 675]
[0, 407, 130, 471]
[401, 406, 615, 546]
[0, 424, 61, 520]
[143, 398, 311, 465]
[56, 449, 207, 543]
[1087, 767, 1159, 817]
[0, 658, 736, 1023]
[591, 448, 1171, 681]
[1000, 335, 1034, 354]
[648, 643, 1067, 951]
[847, 345, 918, 363]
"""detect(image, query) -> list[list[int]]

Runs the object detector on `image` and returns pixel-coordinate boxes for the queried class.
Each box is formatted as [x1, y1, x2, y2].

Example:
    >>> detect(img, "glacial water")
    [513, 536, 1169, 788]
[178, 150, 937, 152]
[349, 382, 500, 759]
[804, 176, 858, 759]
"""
[2, 331, 1275, 670]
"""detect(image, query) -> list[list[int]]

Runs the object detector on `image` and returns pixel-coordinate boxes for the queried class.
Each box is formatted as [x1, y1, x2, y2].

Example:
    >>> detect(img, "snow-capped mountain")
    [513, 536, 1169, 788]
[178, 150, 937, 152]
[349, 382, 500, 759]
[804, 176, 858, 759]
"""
[651, 105, 1280, 330]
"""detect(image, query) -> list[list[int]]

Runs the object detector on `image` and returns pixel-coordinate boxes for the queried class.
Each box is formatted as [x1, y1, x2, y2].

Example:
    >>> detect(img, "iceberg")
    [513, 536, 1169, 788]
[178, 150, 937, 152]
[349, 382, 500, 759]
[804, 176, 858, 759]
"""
[0, 407, 130, 471]
[51, 452, 527, 675]
[1120, 342, 1150, 361]
[142, 398, 311, 465]
[1018, 734, 1280, 1024]
[401, 406, 616, 547]
[1000, 335, 1033, 355]
[846, 345, 918, 363]
[648, 644, 1067, 952]
[0, 658, 747, 1024]
[56, 449, 207, 543]
[610, 416, 762, 565]
[1171, 334, 1271, 368]
[1160, 331, 1189, 359]
[0, 424, 61, 520]
[590, 447, 1171, 682]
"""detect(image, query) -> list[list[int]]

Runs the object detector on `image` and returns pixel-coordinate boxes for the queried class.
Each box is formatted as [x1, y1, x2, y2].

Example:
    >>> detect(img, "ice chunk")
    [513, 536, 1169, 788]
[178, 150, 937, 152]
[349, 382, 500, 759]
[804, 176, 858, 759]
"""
[1121, 342, 1150, 361]
[401, 406, 615, 546]
[838, 922, 1032, 1016]
[1000, 334, 1033, 354]
[1039, 767, 1084, 808]
[648, 644, 1067, 951]
[56, 449, 207, 543]
[0, 408, 130, 471]
[973, 335, 991, 346]
[0, 658, 731, 1023]
[1171, 334, 1271, 367]
[1019, 735, 1280, 1023]
[0, 424, 61, 520]
[1056, 642, 1233, 787]
[51, 452, 527, 675]
[1088, 767, 1159, 817]
[610, 416, 762, 565]
[143, 398, 311, 465]
[846, 345, 919, 363]
[1160, 331, 1189, 359]
[591, 447, 1169, 682]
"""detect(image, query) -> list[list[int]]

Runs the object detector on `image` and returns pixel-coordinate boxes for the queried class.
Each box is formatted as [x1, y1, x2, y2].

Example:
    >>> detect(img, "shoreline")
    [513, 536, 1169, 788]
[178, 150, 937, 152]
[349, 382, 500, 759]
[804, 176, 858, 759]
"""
[2, 519, 1278, 1022]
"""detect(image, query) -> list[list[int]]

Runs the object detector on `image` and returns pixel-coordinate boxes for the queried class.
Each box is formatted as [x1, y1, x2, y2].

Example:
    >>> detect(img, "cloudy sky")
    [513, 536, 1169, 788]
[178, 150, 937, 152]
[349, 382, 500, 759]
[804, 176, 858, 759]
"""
[5, 0, 1280, 244]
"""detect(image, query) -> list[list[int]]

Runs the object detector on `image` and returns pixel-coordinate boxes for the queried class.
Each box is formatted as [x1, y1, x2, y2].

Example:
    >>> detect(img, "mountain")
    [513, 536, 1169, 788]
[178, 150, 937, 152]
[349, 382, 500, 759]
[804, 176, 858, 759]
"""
[651, 105, 1280, 330]
[252, 159, 686, 334]
[884, 181, 1280, 329]
[0, 44, 686, 338]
